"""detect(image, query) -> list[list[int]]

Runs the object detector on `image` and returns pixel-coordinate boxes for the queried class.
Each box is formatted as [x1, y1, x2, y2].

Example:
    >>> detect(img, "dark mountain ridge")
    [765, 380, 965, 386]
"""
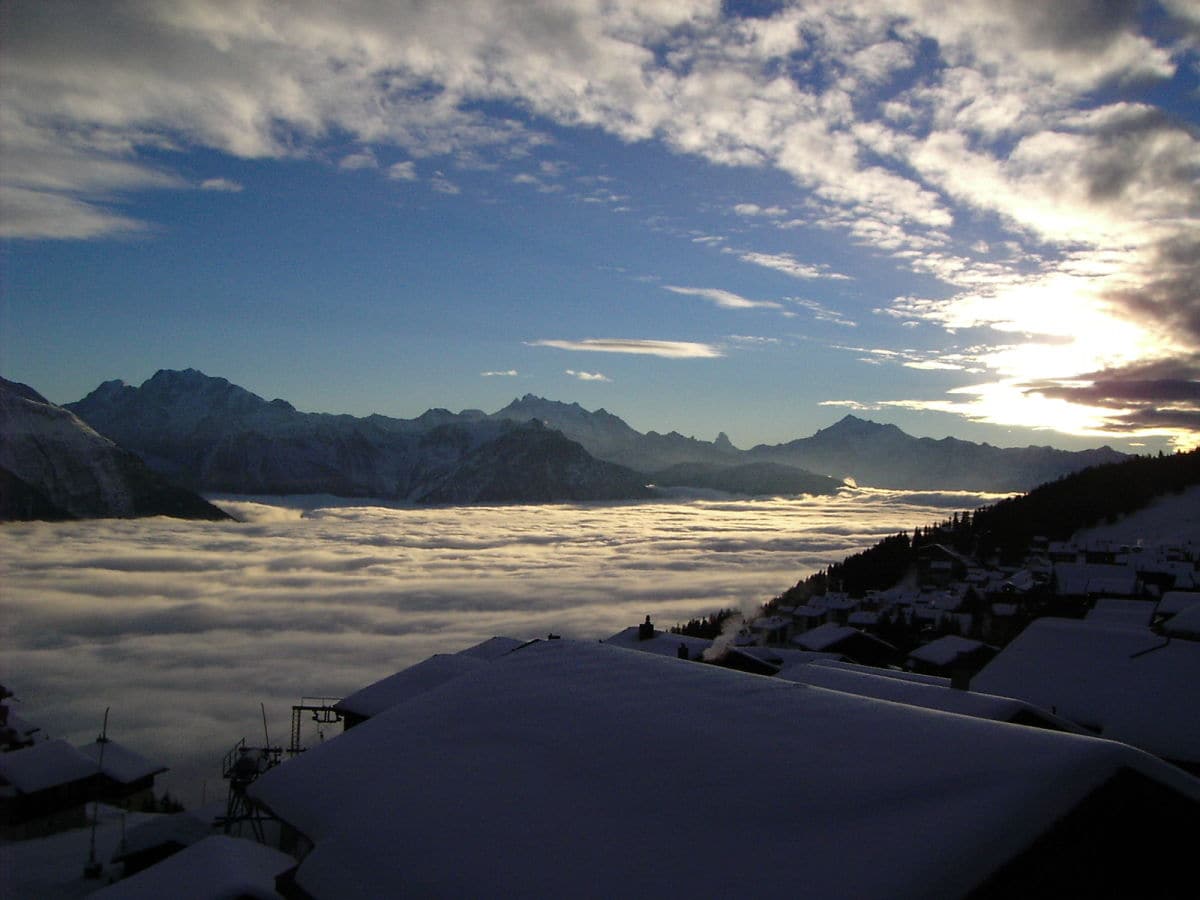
[64, 369, 1127, 500]
[745, 414, 1127, 491]
[0, 376, 230, 521]
[66, 370, 652, 503]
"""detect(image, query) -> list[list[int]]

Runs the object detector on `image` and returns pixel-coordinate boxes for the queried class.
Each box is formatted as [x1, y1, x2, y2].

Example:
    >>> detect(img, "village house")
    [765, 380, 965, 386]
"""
[244, 638, 1199, 899]
[973, 617, 1200, 774]
[0, 740, 99, 839]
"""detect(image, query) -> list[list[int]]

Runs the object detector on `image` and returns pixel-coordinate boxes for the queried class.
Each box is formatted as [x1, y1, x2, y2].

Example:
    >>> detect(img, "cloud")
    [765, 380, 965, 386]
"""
[481, 369, 519, 377]
[431, 174, 461, 195]
[733, 203, 786, 217]
[387, 161, 417, 181]
[727, 334, 780, 345]
[664, 285, 781, 310]
[530, 338, 723, 358]
[789, 298, 857, 327]
[819, 399, 881, 411]
[339, 150, 378, 170]
[0, 491, 1005, 803]
[566, 369, 612, 382]
[199, 177, 243, 192]
[0, 186, 149, 239]
[735, 250, 851, 281]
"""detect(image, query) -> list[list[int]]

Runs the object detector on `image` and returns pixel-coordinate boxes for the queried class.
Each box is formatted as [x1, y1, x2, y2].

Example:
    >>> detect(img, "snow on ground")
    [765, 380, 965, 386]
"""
[0, 805, 159, 899]
[1074, 485, 1200, 545]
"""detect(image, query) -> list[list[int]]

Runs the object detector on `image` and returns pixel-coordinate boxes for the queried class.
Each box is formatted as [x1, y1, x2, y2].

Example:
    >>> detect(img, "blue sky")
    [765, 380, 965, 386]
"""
[2, 0, 1198, 451]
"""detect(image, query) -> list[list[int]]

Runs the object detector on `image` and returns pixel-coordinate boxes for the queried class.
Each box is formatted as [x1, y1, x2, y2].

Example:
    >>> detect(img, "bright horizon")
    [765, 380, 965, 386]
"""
[2, 1, 1198, 453]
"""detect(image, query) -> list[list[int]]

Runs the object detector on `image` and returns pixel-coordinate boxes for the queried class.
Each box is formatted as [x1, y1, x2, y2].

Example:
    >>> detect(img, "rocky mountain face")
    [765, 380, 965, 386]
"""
[0, 377, 231, 521]
[66, 370, 651, 503]
[744, 415, 1128, 491]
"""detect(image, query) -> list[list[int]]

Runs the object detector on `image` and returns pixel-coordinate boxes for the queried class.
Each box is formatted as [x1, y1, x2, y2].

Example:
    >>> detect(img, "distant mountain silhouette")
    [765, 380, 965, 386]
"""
[0, 376, 230, 521]
[744, 415, 1126, 491]
[67, 370, 651, 503]
[65, 370, 1128, 500]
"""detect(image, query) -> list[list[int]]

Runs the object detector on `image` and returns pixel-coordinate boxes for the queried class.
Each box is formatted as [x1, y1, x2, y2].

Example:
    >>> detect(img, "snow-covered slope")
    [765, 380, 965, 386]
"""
[0, 377, 230, 521]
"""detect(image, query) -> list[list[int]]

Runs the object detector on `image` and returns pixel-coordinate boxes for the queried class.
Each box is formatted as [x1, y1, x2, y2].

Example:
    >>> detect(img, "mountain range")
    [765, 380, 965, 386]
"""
[0, 377, 230, 521]
[55, 370, 1126, 504]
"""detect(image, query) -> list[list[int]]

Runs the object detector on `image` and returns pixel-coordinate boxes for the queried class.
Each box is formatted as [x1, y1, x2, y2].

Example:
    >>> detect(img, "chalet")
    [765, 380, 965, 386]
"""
[0, 740, 98, 839]
[78, 738, 168, 810]
[906, 635, 998, 681]
[973, 617, 1200, 773]
[789, 622, 897, 666]
[247, 639, 1200, 899]
[748, 614, 791, 645]
[788, 603, 827, 632]
[916, 543, 973, 587]
[1053, 562, 1139, 599]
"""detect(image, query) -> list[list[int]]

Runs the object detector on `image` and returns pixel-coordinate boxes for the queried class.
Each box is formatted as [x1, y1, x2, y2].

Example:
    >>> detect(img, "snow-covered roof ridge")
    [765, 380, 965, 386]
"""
[0, 739, 96, 794]
[249, 639, 1199, 899]
[973, 617, 1200, 765]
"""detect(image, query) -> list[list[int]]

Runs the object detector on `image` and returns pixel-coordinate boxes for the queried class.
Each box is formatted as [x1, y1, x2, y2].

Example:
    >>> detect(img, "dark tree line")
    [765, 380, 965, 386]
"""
[666, 448, 1200, 635]
[771, 448, 1200, 607]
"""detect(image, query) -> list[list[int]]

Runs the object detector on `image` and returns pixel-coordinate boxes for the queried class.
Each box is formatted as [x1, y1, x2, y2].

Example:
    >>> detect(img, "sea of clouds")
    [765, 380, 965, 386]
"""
[0, 490, 1005, 805]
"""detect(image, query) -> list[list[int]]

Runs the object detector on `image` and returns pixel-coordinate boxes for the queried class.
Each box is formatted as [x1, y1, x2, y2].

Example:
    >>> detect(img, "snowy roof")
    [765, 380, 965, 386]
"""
[0, 739, 96, 794]
[772, 661, 1079, 730]
[1163, 604, 1200, 639]
[789, 622, 856, 651]
[113, 806, 220, 862]
[973, 618, 1200, 764]
[249, 639, 1197, 900]
[790, 604, 827, 617]
[1085, 598, 1154, 628]
[907, 636, 991, 668]
[456, 636, 526, 660]
[92, 835, 293, 899]
[334, 653, 488, 719]
[847, 611, 879, 626]
[1054, 563, 1138, 596]
[79, 739, 168, 784]
[809, 658, 951, 686]
[1159, 591, 1200, 616]
[602, 626, 712, 660]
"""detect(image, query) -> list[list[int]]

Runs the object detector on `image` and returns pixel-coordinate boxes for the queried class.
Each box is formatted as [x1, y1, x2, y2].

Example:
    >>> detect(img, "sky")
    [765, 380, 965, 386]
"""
[1, 0, 1198, 452]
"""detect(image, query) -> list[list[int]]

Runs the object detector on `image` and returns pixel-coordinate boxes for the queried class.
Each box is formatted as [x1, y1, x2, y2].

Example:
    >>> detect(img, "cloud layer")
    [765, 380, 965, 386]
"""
[0, 491, 1001, 804]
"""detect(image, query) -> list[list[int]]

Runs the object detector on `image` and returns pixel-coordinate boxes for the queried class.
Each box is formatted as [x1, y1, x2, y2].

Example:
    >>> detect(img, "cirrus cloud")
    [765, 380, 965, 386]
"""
[530, 338, 723, 358]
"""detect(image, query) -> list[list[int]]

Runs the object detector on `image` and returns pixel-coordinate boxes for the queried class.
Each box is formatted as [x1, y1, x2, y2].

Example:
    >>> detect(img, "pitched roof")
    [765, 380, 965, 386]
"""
[602, 626, 712, 660]
[907, 635, 993, 668]
[333, 653, 487, 719]
[973, 617, 1200, 764]
[78, 739, 168, 784]
[250, 639, 1198, 899]
[773, 660, 1078, 730]
[92, 835, 293, 900]
[0, 739, 96, 794]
